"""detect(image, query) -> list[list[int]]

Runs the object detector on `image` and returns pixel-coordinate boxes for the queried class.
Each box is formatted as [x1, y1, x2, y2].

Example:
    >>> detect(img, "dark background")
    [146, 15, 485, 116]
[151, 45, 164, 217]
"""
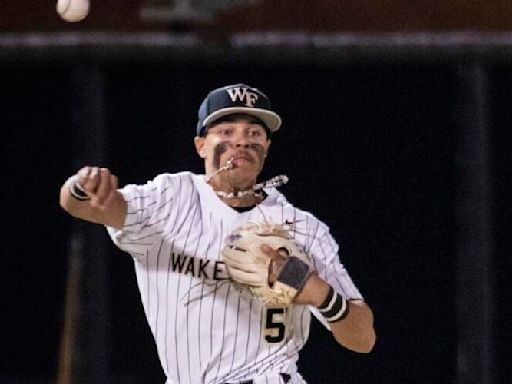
[2, 1, 511, 384]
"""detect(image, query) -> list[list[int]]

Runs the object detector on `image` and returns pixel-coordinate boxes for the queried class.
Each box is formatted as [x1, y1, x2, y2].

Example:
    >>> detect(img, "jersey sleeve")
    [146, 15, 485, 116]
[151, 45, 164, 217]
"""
[106, 173, 180, 257]
[307, 222, 363, 329]
[309, 223, 363, 301]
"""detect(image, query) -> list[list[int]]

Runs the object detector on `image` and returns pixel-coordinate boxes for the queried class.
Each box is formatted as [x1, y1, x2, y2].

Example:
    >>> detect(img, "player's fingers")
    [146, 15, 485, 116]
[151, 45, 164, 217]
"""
[98, 174, 118, 211]
[81, 166, 101, 194]
[76, 166, 92, 193]
[77, 166, 91, 181]
[91, 168, 111, 208]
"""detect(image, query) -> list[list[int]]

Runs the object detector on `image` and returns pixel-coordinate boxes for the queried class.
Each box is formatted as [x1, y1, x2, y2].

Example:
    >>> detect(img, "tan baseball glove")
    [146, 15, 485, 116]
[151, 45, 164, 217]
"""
[222, 222, 313, 306]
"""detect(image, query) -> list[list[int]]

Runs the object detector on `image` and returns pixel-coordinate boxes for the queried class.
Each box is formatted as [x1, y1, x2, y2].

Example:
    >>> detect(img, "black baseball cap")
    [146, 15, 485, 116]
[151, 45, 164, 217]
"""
[196, 84, 282, 136]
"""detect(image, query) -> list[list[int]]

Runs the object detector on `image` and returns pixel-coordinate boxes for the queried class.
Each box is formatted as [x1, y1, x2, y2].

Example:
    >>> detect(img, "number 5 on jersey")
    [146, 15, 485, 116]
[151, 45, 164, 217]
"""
[263, 307, 287, 343]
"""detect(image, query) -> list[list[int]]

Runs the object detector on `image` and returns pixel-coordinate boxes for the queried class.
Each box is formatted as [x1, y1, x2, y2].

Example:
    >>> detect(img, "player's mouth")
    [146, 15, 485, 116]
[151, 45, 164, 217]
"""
[232, 156, 252, 163]
[230, 151, 254, 165]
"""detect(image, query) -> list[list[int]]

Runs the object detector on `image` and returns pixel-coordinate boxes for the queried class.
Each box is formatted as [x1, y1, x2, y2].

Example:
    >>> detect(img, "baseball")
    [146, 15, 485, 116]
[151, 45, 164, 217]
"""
[56, 0, 90, 22]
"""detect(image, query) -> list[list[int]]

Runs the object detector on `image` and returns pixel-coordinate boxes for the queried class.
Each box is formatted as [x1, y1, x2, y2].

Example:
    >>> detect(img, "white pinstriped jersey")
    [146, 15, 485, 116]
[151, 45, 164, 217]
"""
[106, 172, 362, 384]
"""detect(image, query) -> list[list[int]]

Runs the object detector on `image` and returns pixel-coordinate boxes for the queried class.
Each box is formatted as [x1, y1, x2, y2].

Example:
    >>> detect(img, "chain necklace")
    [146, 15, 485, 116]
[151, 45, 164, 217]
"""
[205, 158, 289, 199]
[212, 174, 289, 199]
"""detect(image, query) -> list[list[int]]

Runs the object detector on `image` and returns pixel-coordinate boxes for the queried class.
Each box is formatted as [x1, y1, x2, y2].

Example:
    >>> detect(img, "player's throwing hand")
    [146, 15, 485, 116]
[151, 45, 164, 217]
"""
[61, 166, 126, 229]
[72, 166, 119, 210]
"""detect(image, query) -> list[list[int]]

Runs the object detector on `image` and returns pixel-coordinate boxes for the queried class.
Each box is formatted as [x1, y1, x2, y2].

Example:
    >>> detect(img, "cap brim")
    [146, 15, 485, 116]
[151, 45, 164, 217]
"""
[202, 107, 282, 132]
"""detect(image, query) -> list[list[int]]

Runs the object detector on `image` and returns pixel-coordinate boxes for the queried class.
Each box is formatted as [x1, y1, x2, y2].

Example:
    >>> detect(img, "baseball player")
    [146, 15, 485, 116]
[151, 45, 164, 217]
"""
[59, 84, 375, 384]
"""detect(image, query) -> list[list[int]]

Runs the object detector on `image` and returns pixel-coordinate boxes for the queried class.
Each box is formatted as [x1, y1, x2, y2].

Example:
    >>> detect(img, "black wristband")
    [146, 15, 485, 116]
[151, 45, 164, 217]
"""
[68, 176, 90, 201]
[318, 286, 335, 311]
[318, 287, 350, 323]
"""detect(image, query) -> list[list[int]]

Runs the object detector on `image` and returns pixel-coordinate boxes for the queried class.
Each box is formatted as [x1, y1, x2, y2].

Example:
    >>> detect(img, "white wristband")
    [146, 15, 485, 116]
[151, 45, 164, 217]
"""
[68, 175, 90, 201]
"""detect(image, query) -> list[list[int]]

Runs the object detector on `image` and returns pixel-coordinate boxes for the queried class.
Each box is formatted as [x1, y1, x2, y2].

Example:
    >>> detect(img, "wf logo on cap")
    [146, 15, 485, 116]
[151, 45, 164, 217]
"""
[226, 87, 259, 107]
[196, 83, 282, 136]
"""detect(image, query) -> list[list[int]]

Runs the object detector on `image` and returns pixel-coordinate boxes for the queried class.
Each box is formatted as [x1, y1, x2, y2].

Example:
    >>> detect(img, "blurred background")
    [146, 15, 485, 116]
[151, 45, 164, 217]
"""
[1, 1, 511, 383]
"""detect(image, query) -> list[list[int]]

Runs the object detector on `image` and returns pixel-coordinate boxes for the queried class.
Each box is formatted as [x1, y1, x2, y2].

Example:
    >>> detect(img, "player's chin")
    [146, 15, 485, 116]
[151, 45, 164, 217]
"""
[229, 164, 261, 181]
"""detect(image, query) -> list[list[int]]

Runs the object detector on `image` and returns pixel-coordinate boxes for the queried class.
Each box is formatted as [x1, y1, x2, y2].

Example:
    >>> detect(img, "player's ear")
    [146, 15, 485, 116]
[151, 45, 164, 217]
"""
[194, 136, 207, 158]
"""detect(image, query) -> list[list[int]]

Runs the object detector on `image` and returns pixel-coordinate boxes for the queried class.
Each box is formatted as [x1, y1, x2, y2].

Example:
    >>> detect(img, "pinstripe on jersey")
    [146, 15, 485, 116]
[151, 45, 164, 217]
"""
[107, 172, 362, 384]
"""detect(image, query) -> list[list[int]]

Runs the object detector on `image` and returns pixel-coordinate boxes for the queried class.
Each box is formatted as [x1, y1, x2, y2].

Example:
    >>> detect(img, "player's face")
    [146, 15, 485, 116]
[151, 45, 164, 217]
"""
[194, 115, 271, 185]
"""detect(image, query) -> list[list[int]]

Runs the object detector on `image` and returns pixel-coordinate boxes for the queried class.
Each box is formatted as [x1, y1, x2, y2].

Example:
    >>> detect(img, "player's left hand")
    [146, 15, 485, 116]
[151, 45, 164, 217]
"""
[222, 222, 314, 306]
[260, 244, 330, 307]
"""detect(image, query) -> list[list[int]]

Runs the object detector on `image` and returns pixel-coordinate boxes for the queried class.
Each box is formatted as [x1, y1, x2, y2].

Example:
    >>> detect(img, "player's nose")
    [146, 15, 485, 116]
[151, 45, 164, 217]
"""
[232, 130, 251, 148]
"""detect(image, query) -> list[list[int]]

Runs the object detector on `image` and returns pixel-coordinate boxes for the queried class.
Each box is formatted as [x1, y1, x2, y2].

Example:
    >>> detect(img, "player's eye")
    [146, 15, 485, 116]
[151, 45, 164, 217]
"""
[219, 128, 233, 136]
[248, 129, 263, 138]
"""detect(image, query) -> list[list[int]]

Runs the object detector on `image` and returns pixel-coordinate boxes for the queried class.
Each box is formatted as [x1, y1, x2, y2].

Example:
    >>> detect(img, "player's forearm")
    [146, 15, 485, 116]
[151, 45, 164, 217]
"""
[295, 273, 330, 307]
[330, 300, 376, 353]
[296, 275, 376, 353]
[59, 183, 124, 228]
[59, 168, 127, 229]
